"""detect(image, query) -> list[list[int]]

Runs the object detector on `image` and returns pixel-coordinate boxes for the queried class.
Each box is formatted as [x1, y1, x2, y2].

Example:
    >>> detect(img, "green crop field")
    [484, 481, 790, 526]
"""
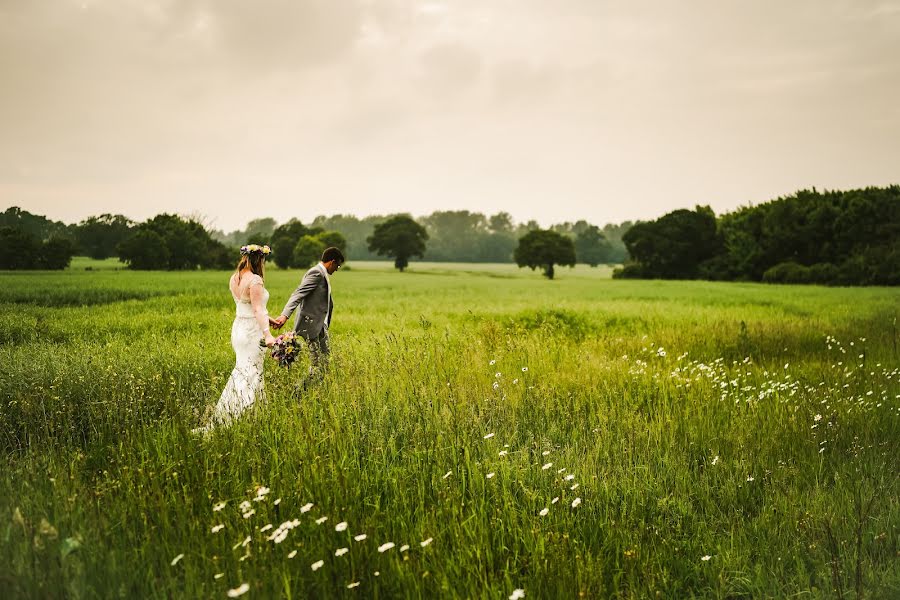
[1, 261, 898, 598]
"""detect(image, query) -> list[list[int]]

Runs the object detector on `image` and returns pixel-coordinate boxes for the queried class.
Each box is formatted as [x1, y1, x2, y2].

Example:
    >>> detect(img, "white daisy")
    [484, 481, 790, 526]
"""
[170, 553, 184, 566]
[335, 547, 349, 557]
[571, 497, 582, 508]
[484, 433, 495, 439]
[288, 550, 297, 558]
[539, 508, 549, 516]
[354, 534, 367, 542]
[211, 524, 225, 533]
[300, 503, 314, 513]
[542, 463, 553, 470]
[420, 537, 433, 547]
[311, 559, 325, 571]
[316, 517, 328, 524]
[377, 542, 395, 553]
[227, 583, 250, 597]
[510, 589, 526, 600]
[213, 501, 227, 512]
[335, 521, 348, 532]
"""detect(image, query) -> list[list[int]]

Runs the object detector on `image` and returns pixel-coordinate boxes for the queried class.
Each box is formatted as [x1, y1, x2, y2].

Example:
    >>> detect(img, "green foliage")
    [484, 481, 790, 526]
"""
[0, 206, 68, 240]
[620, 206, 721, 279]
[0, 226, 43, 269]
[292, 235, 326, 269]
[574, 224, 612, 266]
[0, 227, 75, 270]
[0, 267, 898, 597]
[270, 219, 323, 269]
[38, 237, 77, 270]
[622, 186, 900, 286]
[514, 229, 576, 279]
[315, 230, 347, 254]
[71, 214, 133, 260]
[367, 215, 428, 271]
[117, 214, 229, 270]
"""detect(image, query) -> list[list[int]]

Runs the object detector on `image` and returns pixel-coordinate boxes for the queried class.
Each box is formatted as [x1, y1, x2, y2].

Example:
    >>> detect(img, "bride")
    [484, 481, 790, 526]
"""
[195, 244, 277, 433]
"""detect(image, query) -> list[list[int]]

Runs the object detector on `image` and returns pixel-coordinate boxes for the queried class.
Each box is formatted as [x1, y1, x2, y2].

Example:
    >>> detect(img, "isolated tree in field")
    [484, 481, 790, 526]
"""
[514, 229, 576, 279]
[367, 215, 428, 271]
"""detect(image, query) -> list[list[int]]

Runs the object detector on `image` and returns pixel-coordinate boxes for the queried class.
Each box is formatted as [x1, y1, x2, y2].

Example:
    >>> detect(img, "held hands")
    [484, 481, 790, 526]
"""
[264, 333, 277, 347]
[270, 315, 288, 330]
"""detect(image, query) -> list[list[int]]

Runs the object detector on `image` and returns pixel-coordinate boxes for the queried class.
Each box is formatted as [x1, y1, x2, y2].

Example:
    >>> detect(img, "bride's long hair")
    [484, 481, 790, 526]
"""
[235, 252, 266, 282]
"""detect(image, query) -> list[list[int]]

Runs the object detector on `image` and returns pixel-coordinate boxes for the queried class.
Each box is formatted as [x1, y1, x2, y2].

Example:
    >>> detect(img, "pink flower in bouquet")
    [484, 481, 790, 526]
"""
[270, 332, 302, 367]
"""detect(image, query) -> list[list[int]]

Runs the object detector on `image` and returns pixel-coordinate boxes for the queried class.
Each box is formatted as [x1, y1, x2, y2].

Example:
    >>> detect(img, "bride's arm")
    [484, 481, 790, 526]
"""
[249, 280, 276, 346]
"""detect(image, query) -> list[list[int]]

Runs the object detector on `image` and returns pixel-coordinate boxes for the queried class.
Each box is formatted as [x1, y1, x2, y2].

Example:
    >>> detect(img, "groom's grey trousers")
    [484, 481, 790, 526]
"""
[280, 265, 334, 390]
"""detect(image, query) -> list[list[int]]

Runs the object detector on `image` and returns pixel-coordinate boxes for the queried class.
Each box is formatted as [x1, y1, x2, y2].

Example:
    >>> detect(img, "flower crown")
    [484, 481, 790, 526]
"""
[240, 244, 271, 257]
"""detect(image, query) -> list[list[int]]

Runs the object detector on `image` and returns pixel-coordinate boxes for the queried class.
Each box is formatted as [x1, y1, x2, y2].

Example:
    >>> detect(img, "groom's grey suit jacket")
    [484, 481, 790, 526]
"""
[280, 264, 333, 341]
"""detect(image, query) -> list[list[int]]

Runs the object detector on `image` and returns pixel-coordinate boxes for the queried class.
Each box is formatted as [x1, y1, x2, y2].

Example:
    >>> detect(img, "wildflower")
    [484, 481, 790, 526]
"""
[484, 433, 495, 439]
[571, 497, 582, 508]
[522, 367, 528, 372]
[570, 484, 579, 491]
[495, 372, 502, 378]
[486, 472, 495, 479]
[701, 555, 712, 561]
[493, 382, 500, 390]
[288, 550, 297, 558]
[214, 573, 224, 579]
[557, 468, 566, 474]
[542, 463, 553, 470]
[539, 508, 549, 516]
[354, 534, 367, 542]
[239, 501, 252, 512]
[335, 521, 348, 532]
[311, 560, 324, 571]
[490, 360, 496, 365]
[510, 589, 526, 600]
[254, 486, 270, 500]
[300, 503, 314, 513]
[814, 414, 822, 422]
[499, 450, 508, 457]
[260, 524, 273, 532]
[170, 553, 184, 566]
[420, 537, 433, 547]
[542, 450, 551, 456]
[227, 583, 250, 597]
[711, 455, 720, 465]
[565, 474, 575, 481]
[316, 517, 328, 524]
[242, 509, 255, 519]
[442, 471, 452, 479]
[513, 378, 519, 384]
[378, 542, 396, 553]
[213, 501, 227, 512]
[211, 524, 225, 533]
[347, 582, 360, 589]
[746, 476, 755, 482]
[335, 547, 349, 556]
[400, 544, 410, 552]
[552, 497, 559, 504]
[274, 498, 281, 505]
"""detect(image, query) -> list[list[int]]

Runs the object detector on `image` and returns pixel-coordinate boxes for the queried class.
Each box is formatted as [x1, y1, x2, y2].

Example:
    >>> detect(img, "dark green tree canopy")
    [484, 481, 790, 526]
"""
[72, 214, 133, 260]
[620, 206, 721, 279]
[117, 214, 231, 270]
[367, 215, 428, 271]
[574, 224, 612, 267]
[514, 229, 576, 279]
[271, 219, 323, 269]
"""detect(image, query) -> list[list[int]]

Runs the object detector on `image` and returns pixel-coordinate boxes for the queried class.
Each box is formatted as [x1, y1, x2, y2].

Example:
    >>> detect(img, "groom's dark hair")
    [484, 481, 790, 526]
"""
[322, 247, 345, 264]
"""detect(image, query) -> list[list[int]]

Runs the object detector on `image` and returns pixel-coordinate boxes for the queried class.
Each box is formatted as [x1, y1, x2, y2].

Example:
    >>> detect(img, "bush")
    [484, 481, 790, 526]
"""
[38, 237, 76, 270]
[762, 262, 811, 284]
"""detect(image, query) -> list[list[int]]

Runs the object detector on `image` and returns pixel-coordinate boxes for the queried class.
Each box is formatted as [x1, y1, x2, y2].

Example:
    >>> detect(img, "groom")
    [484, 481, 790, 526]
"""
[272, 247, 344, 392]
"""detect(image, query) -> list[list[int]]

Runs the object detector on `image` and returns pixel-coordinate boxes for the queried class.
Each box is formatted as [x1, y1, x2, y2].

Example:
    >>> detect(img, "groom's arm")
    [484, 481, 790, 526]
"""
[280, 270, 321, 321]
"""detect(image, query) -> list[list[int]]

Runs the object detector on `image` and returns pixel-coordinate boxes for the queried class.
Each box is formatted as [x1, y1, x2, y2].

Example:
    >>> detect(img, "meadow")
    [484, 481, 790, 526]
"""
[1, 261, 898, 599]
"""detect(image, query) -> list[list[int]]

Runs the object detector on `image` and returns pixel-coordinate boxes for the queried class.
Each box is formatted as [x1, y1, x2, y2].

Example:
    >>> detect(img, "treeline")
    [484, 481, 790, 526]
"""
[616, 186, 899, 286]
[1, 206, 631, 271]
[215, 211, 632, 266]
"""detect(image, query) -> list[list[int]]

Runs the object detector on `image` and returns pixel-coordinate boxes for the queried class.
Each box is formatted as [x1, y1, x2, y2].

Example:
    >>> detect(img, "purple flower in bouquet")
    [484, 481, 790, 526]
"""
[270, 331, 302, 367]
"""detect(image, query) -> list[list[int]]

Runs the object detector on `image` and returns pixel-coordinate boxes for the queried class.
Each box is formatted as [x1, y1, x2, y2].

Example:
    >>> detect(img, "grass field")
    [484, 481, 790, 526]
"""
[1, 260, 898, 598]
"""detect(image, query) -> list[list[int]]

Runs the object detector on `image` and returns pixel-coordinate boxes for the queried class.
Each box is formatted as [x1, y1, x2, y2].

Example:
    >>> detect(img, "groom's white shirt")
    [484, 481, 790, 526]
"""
[317, 261, 332, 305]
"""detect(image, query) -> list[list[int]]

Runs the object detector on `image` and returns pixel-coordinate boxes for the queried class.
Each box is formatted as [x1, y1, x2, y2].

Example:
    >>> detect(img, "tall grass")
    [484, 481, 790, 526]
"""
[1, 265, 898, 598]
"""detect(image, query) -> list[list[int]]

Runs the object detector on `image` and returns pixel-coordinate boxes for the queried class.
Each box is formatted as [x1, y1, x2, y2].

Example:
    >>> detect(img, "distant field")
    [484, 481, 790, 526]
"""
[1, 265, 898, 598]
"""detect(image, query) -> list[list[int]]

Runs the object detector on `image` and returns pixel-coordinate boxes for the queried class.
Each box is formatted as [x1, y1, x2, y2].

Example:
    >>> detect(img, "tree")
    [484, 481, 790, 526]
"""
[574, 224, 612, 267]
[0, 207, 68, 240]
[72, 214, 133, 259]
[367, 215, 428, 271]
[620, 206, 721, 279]
[117, 229, 171, 269]
[39, 237, 77, 270]
[293, 235, 327, 269]
[271, 219, 323, 268]
[0, 227, 43, 269]
[315, 230, 347, 253]
[514, 229, 576, 279]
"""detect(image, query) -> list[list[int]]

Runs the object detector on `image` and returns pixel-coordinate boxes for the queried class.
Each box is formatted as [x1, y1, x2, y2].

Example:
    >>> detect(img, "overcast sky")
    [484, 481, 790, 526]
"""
[1, 0, 898, 231]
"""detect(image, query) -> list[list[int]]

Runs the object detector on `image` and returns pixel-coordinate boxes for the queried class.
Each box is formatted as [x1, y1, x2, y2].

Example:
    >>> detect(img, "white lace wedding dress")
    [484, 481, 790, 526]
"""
[197, 273, 269, 432]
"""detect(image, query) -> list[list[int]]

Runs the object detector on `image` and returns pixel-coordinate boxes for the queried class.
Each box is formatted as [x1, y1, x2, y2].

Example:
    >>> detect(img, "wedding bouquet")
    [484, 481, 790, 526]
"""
[267, 332, 302, 368]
